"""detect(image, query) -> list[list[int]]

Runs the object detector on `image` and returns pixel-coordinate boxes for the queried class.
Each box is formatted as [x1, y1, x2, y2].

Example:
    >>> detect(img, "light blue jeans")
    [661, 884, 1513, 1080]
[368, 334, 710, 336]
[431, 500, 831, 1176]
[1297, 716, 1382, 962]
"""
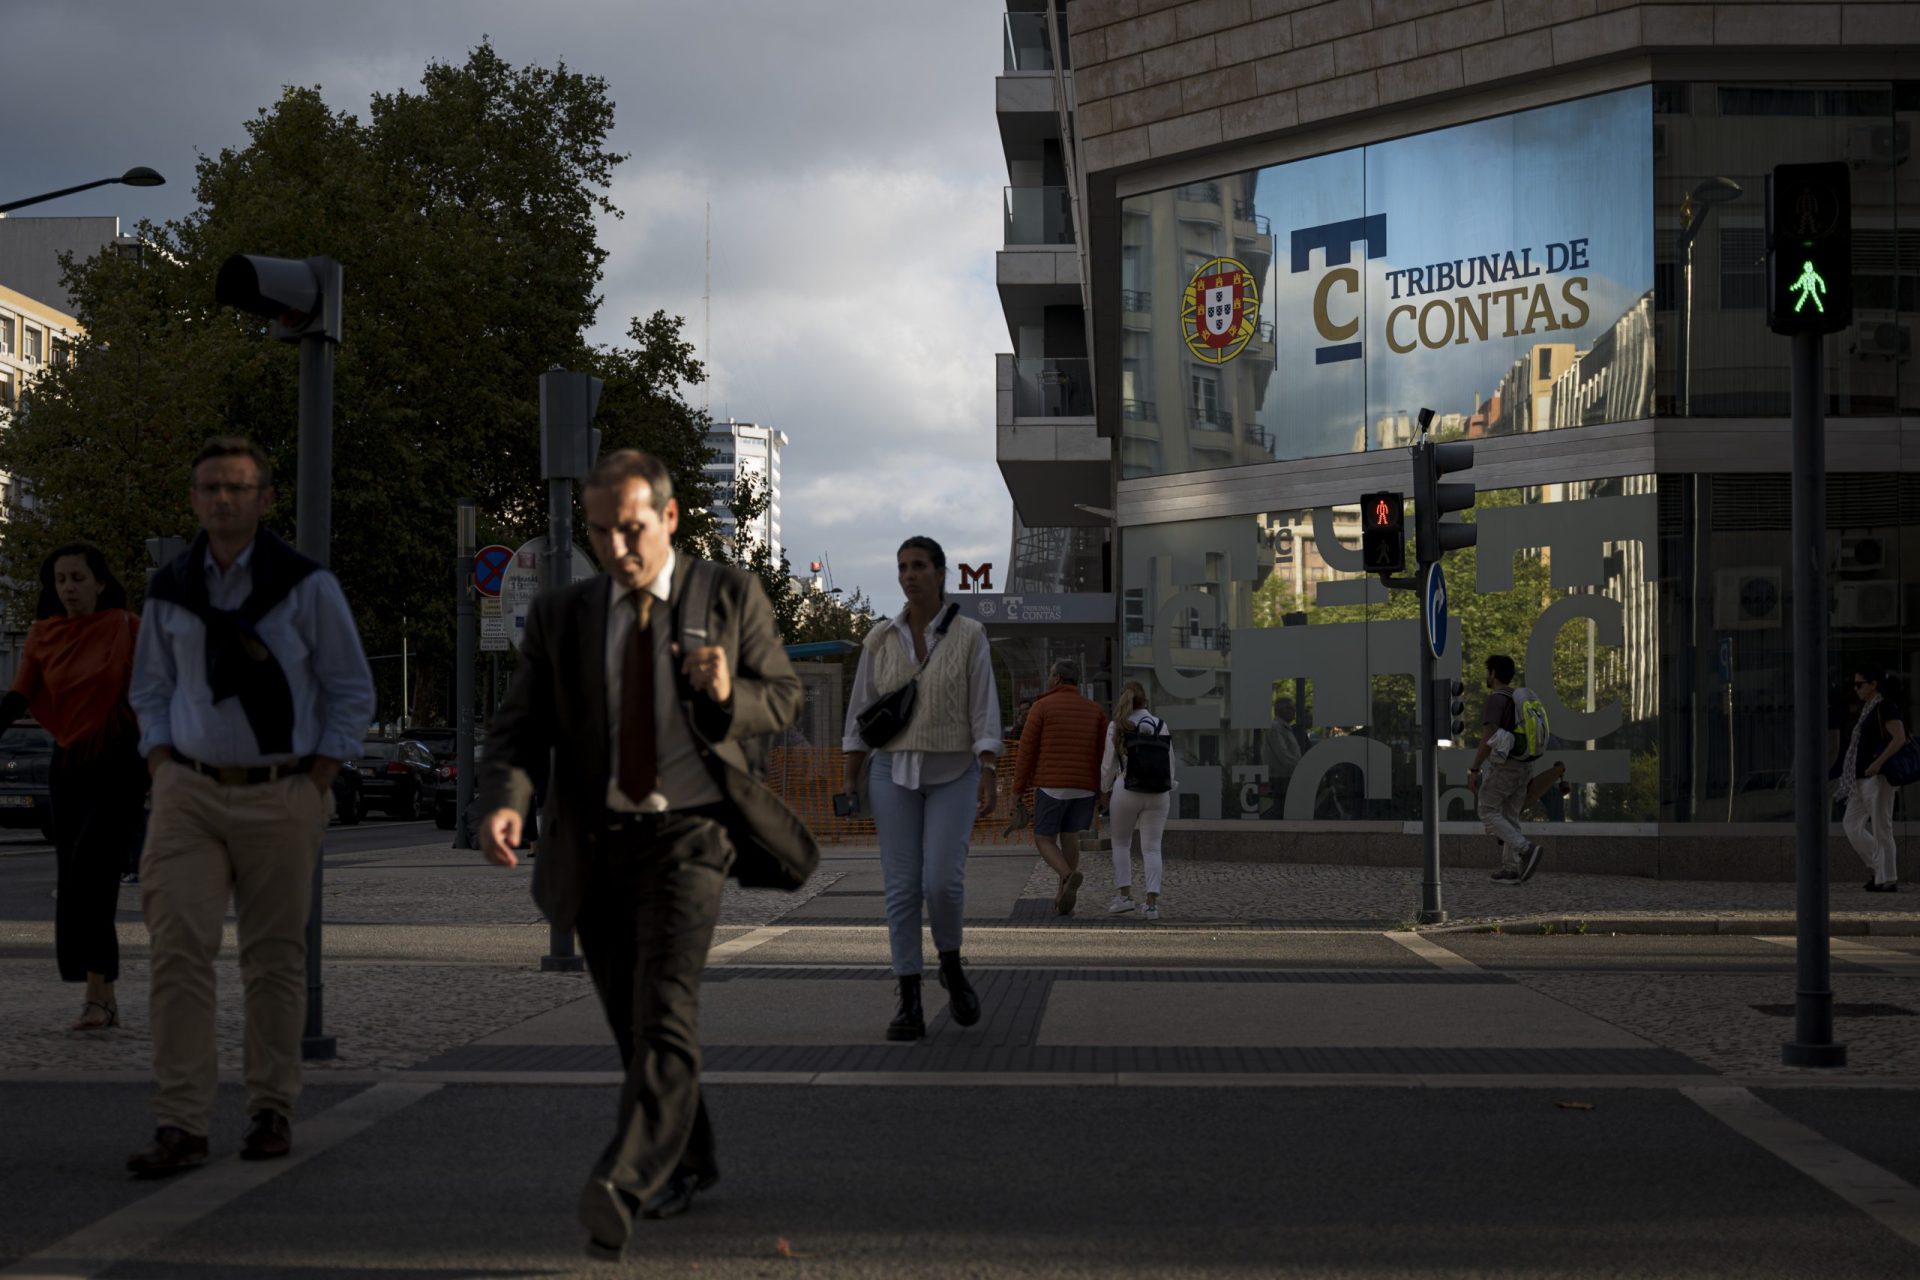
[870, 752, 977, 976]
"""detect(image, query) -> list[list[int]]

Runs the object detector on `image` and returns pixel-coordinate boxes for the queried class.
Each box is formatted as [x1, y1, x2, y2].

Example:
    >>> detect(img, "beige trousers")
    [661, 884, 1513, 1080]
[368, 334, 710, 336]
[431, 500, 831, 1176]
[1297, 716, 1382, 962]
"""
[140, 759, 327, 1135]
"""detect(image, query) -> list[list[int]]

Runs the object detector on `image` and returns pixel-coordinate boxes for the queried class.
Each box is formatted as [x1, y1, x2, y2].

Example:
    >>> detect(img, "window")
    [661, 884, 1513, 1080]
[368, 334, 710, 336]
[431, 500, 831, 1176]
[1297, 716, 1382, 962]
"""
[22, 327, 42, 364]
[0, 316, 12, 355]
[1190, 368, 1223, 428]
[1717, 227, 1766, 310]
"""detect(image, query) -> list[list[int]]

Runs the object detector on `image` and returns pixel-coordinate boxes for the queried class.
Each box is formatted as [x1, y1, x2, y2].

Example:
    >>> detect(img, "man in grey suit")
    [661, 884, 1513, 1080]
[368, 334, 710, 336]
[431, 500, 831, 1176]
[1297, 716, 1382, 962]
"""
[476, 448, 817, 1260]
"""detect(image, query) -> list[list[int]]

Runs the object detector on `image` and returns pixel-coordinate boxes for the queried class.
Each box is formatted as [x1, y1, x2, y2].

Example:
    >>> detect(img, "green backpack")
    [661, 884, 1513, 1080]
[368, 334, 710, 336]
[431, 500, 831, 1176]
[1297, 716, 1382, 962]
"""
[1506, 686, 1550, 763]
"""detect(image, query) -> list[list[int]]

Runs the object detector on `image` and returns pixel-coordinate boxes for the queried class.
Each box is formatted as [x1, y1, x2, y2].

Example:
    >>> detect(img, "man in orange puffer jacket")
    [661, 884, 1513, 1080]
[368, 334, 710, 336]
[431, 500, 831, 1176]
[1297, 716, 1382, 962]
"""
[1012, 661, 1108, 915]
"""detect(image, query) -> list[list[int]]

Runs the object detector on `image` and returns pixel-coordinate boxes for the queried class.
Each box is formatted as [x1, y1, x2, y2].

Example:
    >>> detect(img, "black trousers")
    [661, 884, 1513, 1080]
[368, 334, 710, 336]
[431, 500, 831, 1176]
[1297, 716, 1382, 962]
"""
[573, 807, 732, 1201]
[50, 742, 147, 983]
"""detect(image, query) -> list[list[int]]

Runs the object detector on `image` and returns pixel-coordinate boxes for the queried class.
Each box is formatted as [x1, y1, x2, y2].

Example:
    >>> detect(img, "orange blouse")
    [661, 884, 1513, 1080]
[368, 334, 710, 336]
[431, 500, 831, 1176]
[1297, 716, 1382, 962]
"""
[10, 608, 140, 752]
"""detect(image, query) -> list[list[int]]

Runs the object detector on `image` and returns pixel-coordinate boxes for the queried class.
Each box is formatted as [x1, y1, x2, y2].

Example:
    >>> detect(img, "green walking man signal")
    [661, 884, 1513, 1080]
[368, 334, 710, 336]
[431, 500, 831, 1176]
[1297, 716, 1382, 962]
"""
[1767, 162, 1850, 336]
[1791, 260, 1826, 313]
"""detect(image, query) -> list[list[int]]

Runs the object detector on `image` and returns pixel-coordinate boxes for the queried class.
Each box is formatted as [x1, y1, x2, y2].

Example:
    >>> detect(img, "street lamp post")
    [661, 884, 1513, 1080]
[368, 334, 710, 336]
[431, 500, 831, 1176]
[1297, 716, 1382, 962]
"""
[1677, 177, 1743, 417]
[0, 167, 165, 215]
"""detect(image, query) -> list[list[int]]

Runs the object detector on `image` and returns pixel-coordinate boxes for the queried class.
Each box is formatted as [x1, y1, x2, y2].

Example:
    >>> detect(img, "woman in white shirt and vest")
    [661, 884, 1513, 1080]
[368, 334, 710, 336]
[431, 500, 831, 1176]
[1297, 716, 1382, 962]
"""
[842, 537, 1002, 1041]
[1099, 681, 1175, 920]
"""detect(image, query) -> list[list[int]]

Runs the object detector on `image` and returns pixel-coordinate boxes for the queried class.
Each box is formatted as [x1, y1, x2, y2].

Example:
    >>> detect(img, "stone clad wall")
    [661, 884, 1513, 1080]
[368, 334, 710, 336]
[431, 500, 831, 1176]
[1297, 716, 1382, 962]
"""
[1065, 0, 1920, 173]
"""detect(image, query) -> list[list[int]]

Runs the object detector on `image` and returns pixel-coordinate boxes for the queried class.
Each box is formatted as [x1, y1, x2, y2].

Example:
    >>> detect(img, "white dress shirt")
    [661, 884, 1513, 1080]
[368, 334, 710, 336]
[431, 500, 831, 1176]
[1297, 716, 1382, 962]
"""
[843, 604, 1002, 789]
[604, 551, 724, 812]
[133, 540, 375, 767]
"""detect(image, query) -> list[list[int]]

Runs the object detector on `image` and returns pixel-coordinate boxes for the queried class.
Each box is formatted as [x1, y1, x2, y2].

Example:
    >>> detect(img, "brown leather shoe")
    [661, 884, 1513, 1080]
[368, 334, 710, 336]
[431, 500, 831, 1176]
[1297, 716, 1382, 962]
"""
[127, 1126, 208, 1178]
[241, 1110, 291, 1161]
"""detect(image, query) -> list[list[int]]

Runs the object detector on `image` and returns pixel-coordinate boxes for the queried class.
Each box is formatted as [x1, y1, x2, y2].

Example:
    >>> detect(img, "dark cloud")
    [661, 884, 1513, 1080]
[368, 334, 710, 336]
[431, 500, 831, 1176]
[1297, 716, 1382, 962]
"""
[2, 0, 1015, 602]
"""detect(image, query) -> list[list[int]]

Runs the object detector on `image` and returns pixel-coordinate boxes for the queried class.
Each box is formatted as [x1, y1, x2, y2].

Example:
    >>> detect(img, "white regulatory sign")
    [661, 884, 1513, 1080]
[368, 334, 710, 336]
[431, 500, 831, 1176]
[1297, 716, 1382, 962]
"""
[478, 596, 508, 653]
[498, 537, 597, 651]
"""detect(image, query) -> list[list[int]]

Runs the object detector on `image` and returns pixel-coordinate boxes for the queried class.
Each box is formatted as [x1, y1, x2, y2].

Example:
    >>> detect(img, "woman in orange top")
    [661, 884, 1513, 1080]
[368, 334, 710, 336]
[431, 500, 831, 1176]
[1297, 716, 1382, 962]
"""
[0, 542, 146, 1031]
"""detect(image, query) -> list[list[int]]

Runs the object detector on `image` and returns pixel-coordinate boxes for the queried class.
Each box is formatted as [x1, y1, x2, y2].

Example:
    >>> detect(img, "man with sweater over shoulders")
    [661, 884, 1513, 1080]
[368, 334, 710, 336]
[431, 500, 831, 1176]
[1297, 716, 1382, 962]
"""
[126, 437, 374, 1177]
[1012, 660, 1108, 915]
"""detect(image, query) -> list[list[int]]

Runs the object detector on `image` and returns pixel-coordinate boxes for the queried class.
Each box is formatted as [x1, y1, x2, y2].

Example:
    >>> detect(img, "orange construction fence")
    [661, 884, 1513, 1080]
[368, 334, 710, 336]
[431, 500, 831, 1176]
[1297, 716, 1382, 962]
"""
[765, 746, 1043, 847]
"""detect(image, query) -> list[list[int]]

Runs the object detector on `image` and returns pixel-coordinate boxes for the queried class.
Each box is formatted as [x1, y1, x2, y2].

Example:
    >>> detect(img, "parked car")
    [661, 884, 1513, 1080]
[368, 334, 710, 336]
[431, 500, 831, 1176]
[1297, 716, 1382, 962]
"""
[355, 739, 439, 820]
[330, 758, 365, 825]
[0, 720, 54, 841]
[410, 726, 458, 764]
[434, 745, 539, 845]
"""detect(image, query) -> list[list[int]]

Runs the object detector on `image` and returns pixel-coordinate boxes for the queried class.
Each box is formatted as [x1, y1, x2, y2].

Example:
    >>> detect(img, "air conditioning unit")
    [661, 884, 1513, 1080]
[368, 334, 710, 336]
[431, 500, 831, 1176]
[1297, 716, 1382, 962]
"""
[1851, 320, 1912, 361]
[1849, 122, 1912, 169]
[1838, 536, 1886, 572]
[1836, 580, 1901, 630]
[1714, 568, 1783, 630]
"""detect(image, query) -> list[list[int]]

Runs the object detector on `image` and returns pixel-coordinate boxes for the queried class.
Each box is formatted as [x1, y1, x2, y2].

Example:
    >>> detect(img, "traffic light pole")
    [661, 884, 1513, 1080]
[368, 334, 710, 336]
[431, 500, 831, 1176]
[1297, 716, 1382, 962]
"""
[1417, 616, 1445, 925]
[1783, 329, 1843, 1068]
[541, 476, 585, 973]
[455, 500, 477, 852]
[297, 328, 337, 1062]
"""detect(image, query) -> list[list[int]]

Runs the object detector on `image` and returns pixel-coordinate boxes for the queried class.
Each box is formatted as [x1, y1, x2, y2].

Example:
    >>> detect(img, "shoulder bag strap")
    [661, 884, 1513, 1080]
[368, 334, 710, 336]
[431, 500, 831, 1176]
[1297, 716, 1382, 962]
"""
[677, 558, 716, 650]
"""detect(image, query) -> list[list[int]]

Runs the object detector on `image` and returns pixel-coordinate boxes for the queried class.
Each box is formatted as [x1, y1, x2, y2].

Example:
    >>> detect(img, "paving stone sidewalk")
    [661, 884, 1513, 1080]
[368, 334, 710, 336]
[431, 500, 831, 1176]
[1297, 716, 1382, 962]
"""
[1015, 852, 1920, 929]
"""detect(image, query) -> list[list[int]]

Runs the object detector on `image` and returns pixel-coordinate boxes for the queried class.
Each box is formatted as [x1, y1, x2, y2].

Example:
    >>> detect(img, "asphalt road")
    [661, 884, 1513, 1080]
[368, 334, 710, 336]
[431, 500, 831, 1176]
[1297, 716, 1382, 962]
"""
[3, 1082, 1916, 1278]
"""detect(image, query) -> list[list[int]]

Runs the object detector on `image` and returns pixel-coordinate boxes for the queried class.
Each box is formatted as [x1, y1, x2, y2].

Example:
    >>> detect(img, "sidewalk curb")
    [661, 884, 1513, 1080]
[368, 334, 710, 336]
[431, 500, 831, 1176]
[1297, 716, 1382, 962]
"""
[1425, 915, 1920, 938]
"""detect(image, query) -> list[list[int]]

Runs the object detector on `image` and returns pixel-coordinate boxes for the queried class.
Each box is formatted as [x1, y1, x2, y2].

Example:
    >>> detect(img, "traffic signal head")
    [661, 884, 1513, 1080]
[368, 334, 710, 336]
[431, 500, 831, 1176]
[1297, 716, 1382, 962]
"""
[1767, 162, 1851, 336]
[1411, 418, 1476, 563]
[539, 368, 606, 481]
[1360, 490, 1406, 574]
[1443, 677, 1466, 740]
[214, 254, 342, 343]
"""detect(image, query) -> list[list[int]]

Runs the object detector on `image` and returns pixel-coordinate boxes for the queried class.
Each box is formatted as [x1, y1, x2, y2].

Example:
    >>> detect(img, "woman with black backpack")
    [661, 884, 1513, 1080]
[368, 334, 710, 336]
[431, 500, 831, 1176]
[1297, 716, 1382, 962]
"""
[1099, 681, 1175, 920]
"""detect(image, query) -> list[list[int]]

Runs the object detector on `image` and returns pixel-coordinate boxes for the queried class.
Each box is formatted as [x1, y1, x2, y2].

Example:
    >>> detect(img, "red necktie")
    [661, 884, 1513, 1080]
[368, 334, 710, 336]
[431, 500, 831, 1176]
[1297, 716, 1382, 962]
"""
[618, 592, 656, 801]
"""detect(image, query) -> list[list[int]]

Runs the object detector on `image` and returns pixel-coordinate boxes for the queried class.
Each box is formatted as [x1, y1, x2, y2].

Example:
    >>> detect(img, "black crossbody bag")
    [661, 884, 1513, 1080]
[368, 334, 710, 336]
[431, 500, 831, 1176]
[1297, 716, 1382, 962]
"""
[855, 603, 960, 750]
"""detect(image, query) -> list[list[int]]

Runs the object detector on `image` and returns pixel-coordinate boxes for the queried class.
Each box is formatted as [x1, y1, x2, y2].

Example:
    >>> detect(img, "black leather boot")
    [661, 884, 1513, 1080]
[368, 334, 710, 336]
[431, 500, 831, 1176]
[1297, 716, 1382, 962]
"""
[938, 949, 981, 1026]
[887, 975, 925, 1041]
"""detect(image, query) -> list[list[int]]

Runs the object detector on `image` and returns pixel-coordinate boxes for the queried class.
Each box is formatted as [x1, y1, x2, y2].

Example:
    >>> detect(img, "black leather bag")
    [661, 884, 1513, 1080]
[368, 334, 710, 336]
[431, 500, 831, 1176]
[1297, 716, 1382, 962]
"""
[855, 604, 959, 749]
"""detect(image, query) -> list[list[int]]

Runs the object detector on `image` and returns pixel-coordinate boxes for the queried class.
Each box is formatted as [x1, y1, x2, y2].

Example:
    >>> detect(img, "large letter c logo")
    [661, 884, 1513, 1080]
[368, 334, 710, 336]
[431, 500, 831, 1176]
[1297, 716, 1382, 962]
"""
[1313, 267, 1360, 343]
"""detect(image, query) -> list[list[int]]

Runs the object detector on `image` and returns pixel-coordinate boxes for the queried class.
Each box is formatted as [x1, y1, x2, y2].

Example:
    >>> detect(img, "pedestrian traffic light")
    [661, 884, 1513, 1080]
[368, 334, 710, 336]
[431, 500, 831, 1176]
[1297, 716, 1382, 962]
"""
[1360, 490, 1405, 574]
[214, 254, 342, 344]
[1767, 162, 1851, 337]
[1441, 677, 1466, 741]
[1411, 410, 1476, 563]
[539, 368, 605, 481]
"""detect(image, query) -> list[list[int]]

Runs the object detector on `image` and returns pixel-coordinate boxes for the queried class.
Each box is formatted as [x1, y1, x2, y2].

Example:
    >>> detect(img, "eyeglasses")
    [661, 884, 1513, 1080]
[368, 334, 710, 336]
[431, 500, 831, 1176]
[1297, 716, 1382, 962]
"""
[193, 483, 261, 498]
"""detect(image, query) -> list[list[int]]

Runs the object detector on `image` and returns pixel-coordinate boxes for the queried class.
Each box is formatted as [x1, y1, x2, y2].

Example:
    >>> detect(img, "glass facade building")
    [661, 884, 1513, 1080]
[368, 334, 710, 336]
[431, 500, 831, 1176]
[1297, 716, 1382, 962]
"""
[1105, 81, 1919, 848]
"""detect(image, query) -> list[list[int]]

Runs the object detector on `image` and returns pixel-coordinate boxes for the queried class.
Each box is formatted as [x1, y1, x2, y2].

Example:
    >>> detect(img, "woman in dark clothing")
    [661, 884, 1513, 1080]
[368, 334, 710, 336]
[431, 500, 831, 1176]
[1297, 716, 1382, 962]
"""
[0, 543, 147, 1029]
[1836, 668, 1906, 892]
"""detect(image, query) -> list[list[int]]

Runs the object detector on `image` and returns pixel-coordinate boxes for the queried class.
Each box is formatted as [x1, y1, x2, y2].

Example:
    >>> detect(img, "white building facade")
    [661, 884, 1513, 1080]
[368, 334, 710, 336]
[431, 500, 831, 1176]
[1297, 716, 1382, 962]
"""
[703, 418, 786, 560]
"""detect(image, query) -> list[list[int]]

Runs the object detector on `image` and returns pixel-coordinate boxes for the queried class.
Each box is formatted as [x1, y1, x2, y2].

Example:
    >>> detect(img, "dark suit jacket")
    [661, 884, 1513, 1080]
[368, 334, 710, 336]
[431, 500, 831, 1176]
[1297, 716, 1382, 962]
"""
[477, 554, 820, 933]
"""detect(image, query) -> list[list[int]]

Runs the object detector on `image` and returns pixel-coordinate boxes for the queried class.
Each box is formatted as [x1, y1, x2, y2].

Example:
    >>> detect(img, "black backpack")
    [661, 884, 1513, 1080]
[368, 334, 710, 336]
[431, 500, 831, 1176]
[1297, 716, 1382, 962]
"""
[1121, 714, 1173, 794]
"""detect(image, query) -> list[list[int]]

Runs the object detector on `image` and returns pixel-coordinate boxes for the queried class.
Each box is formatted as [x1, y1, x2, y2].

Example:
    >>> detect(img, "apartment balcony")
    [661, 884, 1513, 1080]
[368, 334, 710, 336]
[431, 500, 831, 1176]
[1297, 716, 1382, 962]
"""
[996, 354, 1106, 529]
[1004, 186, 1073, 247]
[1003, 10, 1068, 72]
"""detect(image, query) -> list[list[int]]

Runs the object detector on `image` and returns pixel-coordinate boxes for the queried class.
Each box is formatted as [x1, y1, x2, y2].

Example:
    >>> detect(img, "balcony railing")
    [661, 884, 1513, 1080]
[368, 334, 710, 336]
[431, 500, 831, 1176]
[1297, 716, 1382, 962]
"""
[1003, 11, 1067, 71]
[1012, 357, 1093, 418]
[1191, 404, 1233, 431]
[1004, 185, 1075, 246]
[1120, 289, 1152, 311]
[1176, 182, 1220, 204]
[1124, 625, 1229, 653]
[1121, 398, 1157, 421]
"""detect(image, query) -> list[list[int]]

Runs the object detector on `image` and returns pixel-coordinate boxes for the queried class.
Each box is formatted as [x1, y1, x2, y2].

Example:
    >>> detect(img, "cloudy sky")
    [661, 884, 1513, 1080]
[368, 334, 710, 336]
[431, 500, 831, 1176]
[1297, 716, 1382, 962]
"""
[1, 0, 1012, 605]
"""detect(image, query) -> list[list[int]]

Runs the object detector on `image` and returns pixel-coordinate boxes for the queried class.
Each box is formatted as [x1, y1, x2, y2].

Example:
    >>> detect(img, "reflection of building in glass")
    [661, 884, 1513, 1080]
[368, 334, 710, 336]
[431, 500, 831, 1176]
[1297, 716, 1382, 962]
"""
[1118, 177, 1277, 480]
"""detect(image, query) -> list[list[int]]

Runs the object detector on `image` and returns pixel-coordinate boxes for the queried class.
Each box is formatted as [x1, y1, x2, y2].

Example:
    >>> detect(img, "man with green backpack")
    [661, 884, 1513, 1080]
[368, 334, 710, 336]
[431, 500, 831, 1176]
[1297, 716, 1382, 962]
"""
[1466, 654, 1548, 885]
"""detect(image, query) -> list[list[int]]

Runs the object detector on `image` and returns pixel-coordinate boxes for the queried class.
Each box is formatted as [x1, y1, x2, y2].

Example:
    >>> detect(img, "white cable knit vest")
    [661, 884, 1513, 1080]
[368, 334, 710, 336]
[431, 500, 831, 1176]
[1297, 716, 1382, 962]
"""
[864, 612, 982, 753]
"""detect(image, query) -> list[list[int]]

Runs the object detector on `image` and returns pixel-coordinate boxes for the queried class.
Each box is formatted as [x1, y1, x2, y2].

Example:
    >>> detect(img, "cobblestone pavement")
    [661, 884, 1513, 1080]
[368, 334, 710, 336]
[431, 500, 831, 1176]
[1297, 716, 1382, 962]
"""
[1018, 852, 1920, 928]
[0, 843, 839, 1073]
[1506, 972, 1920, 1078]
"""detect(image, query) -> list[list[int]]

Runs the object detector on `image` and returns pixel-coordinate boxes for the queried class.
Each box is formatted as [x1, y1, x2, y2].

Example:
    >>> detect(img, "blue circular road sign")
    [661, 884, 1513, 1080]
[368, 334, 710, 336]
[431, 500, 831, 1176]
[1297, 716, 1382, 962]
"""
[473, 544, 513, 597]
[1425, 562, 1449, 660]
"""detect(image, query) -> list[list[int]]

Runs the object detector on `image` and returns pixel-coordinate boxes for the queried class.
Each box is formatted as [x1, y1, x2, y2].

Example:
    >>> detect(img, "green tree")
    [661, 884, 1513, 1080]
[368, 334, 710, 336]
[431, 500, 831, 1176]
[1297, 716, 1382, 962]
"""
[0, 44, 718, 725]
